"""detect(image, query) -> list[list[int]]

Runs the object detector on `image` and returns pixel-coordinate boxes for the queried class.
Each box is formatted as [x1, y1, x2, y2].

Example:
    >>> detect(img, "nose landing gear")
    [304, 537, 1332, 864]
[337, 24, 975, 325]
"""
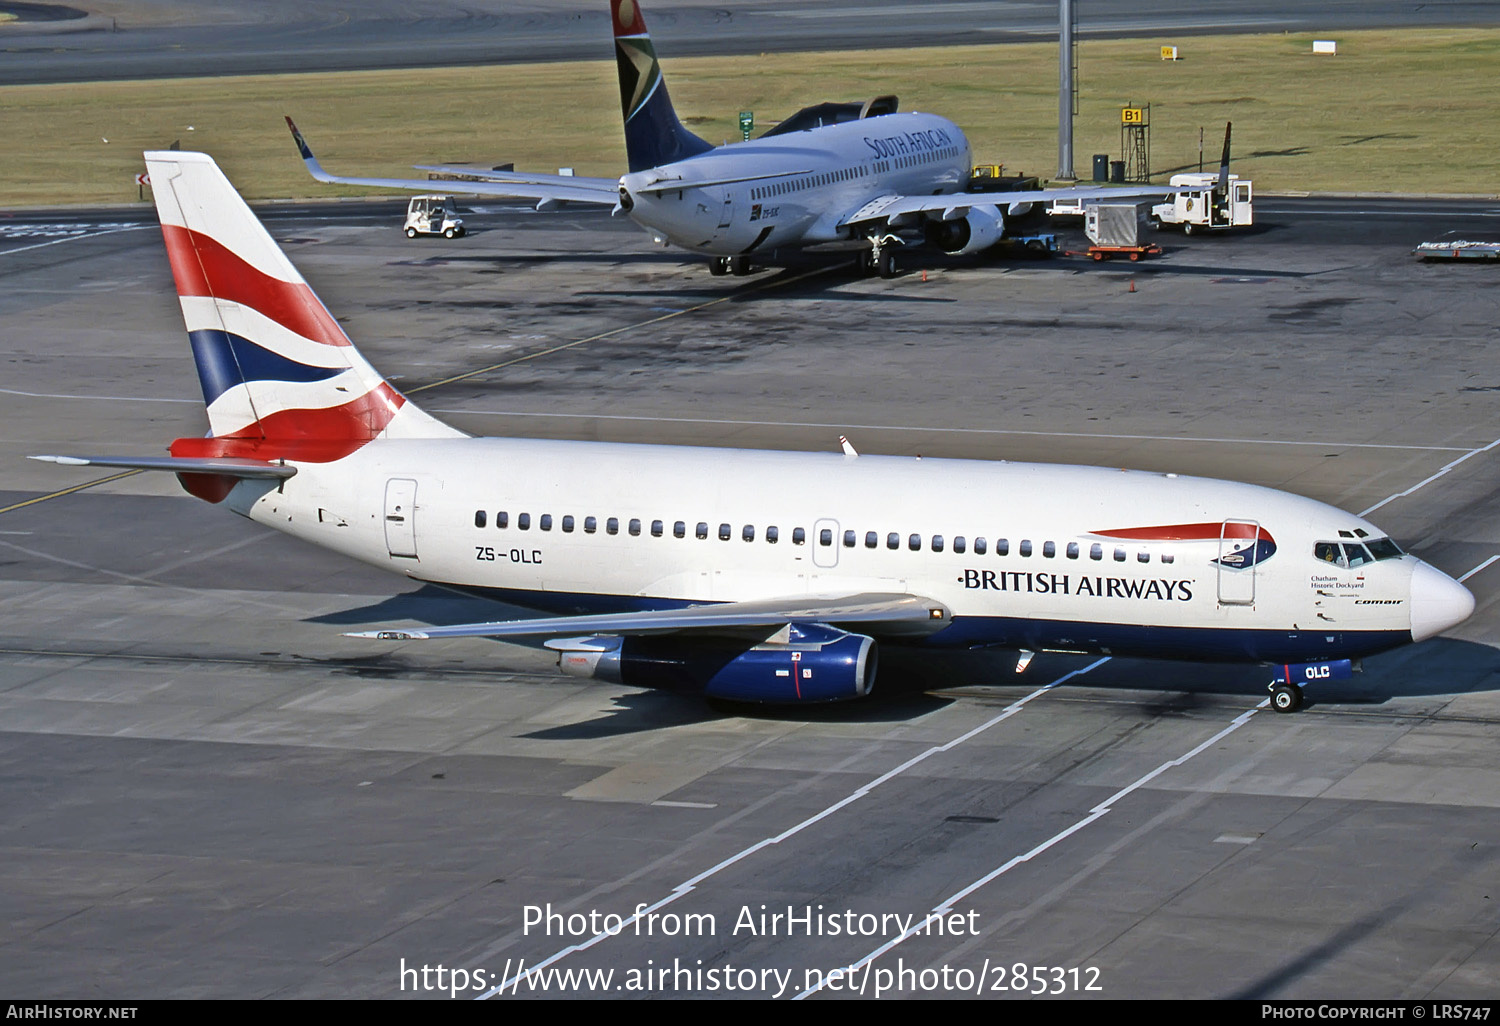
[1269, 681, 1304, 713]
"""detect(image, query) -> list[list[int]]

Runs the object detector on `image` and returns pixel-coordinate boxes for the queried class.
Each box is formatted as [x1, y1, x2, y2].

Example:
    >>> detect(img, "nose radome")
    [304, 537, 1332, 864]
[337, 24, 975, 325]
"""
[1410, 561, 1476, 642]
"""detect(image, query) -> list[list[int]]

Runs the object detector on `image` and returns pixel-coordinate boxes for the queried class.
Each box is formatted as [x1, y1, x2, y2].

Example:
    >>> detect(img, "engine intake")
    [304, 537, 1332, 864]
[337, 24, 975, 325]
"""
[924, 206, 1005, 255]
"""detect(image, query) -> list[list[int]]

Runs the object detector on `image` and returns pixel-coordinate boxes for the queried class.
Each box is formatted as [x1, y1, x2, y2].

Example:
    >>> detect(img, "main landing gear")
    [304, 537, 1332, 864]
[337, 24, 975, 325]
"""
[1269, 681, 1305, 713]
[709, 255, 752, 276]
[858, 235, 903, 279]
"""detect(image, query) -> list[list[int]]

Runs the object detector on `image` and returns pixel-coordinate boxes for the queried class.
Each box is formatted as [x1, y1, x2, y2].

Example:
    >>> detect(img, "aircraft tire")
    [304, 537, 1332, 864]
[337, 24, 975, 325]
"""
[877, 249, 897, 279]
[730, 255, 751, 276]
[1271, 683, 1303, 714]
[709, 257, 729, 276]
[857, 250, 875, 277]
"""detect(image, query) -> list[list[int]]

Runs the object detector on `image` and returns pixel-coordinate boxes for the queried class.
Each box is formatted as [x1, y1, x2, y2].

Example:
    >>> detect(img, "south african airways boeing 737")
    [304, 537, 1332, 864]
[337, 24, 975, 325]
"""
[33, 151, 1474, 712]
[286, 0, 1158, 278]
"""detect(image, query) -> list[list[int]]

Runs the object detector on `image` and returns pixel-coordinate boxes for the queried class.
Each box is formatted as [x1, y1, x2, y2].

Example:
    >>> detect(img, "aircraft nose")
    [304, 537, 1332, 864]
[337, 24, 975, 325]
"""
[1409, 560, 1475, 642]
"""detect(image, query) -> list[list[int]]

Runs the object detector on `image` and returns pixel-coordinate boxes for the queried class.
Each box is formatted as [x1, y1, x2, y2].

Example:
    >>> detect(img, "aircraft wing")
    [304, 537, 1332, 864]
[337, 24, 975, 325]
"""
[285, 117, 618, 205]
[347, 592, 950, 641]
[838, 184, 1174, 228]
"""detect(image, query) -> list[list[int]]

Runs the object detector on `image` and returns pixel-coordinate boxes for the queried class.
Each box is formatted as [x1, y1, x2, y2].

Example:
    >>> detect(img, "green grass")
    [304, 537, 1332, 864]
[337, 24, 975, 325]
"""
[4, 27, 1499, 206]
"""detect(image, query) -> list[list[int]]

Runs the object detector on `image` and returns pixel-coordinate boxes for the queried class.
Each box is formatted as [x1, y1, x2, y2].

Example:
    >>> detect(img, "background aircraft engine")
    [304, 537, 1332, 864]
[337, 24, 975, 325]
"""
[550, 624, 877, 703]
[924, 207, 1005, 255]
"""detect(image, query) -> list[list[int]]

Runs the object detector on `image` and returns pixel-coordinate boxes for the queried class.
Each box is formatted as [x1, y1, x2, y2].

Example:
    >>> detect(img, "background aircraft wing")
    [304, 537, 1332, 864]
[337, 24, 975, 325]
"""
[837, 184, 1174, 228]
[286, 117, 618, 205]
[347, 592, 950, 641]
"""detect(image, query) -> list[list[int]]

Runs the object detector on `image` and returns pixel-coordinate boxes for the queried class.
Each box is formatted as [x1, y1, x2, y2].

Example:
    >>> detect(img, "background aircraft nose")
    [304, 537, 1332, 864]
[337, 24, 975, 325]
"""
[1410, 561, 1476, 642]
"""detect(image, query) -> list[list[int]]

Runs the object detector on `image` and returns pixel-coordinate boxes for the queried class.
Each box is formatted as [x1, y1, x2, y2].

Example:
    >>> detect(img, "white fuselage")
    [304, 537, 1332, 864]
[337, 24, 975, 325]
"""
[618, 113, 971, 257]
[225, 436, 1458, 665]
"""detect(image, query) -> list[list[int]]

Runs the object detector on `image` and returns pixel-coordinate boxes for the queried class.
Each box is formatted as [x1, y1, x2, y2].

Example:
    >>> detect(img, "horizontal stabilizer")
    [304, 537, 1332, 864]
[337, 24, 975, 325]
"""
[285, 117, 616, 204]
[347, 592, 949, 642]
[30, 454, 297, 479]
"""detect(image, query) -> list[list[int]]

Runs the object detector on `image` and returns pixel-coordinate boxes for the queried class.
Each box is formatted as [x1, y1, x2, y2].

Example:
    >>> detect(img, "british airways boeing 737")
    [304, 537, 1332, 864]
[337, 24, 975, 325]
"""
[33, 151, 1474, 713]
[286, 0, 1158, 278]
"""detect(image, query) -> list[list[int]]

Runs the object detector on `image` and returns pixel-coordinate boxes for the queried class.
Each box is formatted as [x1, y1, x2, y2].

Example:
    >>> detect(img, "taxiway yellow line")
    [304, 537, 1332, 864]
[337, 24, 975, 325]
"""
[0, 469, 144, 516]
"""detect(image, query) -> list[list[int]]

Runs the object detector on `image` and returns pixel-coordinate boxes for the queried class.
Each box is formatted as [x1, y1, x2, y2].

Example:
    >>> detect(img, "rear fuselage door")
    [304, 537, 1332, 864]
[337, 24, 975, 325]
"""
[384, 478, 419, 559]
[1217, 518, 1260, 605]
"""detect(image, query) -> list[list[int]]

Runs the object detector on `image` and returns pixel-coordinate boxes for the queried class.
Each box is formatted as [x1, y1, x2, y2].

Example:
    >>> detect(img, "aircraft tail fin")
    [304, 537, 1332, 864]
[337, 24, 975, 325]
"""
[1213, 121, 1232, 195]
[612, 0, 713, 172]
[145, 151, 461, 480]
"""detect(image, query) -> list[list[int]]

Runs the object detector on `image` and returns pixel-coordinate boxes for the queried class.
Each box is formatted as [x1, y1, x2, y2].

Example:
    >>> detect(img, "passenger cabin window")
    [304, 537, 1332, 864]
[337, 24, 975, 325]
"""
[697, 522, 709, 540]
[866, 531, 878, 549]
[629, 519, 642, 536]
[820, 528, 834, 547]
[908, 534, 921, 551]
[1161, 553, 1175, 564]
[767, 526, 780, 543]
[562, 515, 575, 533]
[1043, 541, 1056, 558]
[674, 521, 686, 538]
[953, 536, 966, 554]
[1066, 542, 1079, 559]
[793, 528, 806, 545]
[540, 514, 553, 531]
[743, 525, 755, 542]
[584, 516, 597, 534]
[1137, 551, 1150, 563]
[1114, 547, 1126, 562]
[518, 513, 531, 530]
[887, 533, 900, 550]
[995, 539, 1009, 557]
[1019, 540, 1032, 557]
[844, 530, 857, 548]
[496, 511, 509, 529]
[651, 520, 663, 537]
[932, 535, 945, 552]
[719, 523, 732, 541]
[474, 511, 487, 528]
[974, 538, 987, 555]
[1090, 543, 1102, 560]
[607, 517, 619, 535]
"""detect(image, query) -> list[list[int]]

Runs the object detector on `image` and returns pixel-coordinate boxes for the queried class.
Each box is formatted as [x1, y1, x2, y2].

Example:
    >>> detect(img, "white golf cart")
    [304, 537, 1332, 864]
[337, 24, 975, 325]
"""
[404, 196, 465, 239]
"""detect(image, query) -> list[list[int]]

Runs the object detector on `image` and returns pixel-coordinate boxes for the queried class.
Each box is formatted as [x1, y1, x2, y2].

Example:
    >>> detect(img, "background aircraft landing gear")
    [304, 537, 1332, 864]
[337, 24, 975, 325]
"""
[729, 255, 751, 276]
[709, 257, 730, 276]
[876, 247, 898, 279]
[1270, 681, 1304, 713]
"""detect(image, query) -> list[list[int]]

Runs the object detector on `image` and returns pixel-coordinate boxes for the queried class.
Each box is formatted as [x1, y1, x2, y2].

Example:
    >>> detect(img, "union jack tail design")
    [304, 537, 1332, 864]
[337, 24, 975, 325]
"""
[146, 151, 461, 473]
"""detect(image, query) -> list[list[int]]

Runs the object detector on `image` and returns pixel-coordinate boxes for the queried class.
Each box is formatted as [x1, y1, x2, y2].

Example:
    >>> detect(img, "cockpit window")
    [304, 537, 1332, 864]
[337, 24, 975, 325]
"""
[1366, 537, 1404, 560]
[1314, 541, 1346, 567]
[1343, 543, 1373, 568]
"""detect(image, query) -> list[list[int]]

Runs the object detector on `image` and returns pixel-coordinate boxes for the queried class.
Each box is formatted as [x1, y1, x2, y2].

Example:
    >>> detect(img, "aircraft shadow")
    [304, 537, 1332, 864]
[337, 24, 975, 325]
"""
[309, 589, 1499, 721]
[884, 637, 1500, 713]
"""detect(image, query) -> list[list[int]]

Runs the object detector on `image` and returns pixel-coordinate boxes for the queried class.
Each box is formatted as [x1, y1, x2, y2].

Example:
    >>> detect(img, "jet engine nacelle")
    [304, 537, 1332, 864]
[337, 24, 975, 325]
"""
[924, 206, 1005, 255]
[550, 624, 877, 703]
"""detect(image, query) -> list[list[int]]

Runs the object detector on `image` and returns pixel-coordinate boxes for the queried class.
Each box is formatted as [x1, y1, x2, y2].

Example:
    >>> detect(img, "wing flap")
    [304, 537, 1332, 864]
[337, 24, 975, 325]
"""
[838, 185, 1175, 228]
[347, 592, 950, 641]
